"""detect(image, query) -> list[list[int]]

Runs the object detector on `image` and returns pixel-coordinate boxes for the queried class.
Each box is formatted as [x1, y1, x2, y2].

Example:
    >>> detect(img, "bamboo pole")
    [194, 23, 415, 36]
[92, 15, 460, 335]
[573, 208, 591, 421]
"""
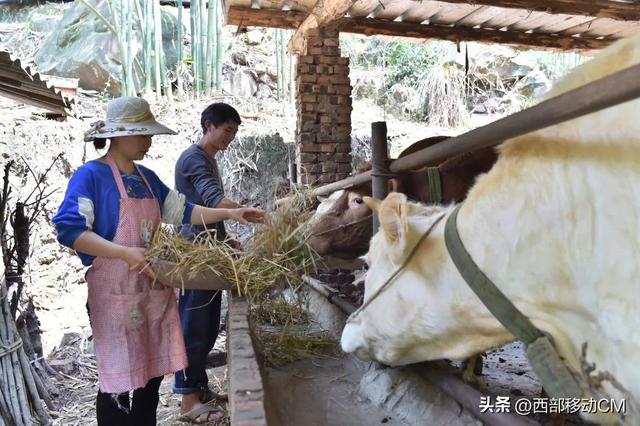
[214, 0, 222, 91]
[176, 0, 184, 94]
[199, 0, 207, 94]
[205, 0, 214, 94]
[126, 0, 135, 95]
[189, 0, 196, 94]
[143, 0, 153, 94]
[153, 0, 162, 97]
[275, 29, 281, 99]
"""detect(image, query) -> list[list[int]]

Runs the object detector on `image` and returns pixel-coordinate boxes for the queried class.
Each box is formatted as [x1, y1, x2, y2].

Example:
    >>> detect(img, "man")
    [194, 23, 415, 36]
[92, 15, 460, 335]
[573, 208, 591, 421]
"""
[173, 103, 242, 423]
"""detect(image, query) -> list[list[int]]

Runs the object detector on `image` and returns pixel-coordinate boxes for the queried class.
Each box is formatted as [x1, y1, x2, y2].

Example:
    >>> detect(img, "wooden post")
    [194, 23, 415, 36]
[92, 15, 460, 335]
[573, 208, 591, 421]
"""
[371, 121, 388, 233]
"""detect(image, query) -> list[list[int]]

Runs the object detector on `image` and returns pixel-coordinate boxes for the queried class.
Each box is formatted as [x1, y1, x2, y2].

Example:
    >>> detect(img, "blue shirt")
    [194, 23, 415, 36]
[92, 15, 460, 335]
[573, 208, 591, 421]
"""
[52, 160, 195, 266]
[174, 144, 226, 240]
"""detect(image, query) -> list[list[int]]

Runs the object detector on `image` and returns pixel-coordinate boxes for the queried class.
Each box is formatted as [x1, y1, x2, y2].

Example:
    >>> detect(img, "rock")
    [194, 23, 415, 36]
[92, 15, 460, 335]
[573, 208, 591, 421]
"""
[223, 69, 258, 97]
[245, 29, 263, 45]
[35, 0, 181, 94]
[232, 51, 248, 66]
[256, 83, 273, 99]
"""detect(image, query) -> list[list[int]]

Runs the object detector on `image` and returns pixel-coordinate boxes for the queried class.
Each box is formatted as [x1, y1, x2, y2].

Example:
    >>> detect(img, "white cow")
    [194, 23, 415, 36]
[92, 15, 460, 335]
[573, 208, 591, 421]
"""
[341, 35, 640, 425]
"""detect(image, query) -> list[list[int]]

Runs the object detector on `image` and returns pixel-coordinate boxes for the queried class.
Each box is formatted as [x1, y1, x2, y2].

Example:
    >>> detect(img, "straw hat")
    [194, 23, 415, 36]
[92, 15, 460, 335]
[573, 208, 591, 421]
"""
[84, 96, 177, 141]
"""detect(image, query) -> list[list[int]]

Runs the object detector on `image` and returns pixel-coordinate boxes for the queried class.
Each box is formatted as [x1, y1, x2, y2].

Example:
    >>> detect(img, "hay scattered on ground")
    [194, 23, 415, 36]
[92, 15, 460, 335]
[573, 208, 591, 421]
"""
[257, 328, 339, 368]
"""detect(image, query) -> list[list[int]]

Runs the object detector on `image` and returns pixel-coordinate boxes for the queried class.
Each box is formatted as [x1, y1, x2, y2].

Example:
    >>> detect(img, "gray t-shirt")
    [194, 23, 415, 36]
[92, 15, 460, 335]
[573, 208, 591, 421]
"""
[175, 144, 227, 240]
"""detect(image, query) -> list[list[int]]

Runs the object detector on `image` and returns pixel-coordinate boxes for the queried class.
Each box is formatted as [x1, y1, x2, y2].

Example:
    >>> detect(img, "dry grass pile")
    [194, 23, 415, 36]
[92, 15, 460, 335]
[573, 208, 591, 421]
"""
[258, 329, 339, 367]
[145, 189, 317, 305]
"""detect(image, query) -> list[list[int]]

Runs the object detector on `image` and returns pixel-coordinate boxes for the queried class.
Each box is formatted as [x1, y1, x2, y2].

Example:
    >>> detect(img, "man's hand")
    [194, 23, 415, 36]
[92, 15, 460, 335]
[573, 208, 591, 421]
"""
[121, 246, 156, 280]
[229, 207, 265, 224]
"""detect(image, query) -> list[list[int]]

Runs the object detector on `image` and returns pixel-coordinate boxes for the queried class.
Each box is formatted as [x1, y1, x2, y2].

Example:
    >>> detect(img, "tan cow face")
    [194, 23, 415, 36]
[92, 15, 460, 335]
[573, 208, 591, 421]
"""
[341, 193, 452, 365]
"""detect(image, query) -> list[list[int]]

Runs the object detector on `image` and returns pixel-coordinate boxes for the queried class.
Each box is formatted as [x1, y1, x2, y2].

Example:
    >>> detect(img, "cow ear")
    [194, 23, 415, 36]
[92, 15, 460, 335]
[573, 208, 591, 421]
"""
[362, 196, 380, 212]
[317, 195, 327, 203]
[378, 193, 408, 244]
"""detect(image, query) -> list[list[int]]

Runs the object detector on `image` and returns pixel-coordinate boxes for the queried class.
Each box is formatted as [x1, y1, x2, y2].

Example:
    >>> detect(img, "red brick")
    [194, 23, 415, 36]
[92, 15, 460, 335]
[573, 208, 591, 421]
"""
[316, 64, 330, 74]
[301, 121, 319, 132]
[299, 83, 313, 93]
[337, 57, 349, 65]
[336, 115, 351, 124]
[297, 152, 317, 162]
[324, 38, 338, 47]
[335, 144, 351, 153]
[322, 46, 340, 56]
[319, 56, 337, 65]
[311, 84, 322, 94]
[320, 143, 337, 153]
[332, 65, 349, 75]
[305, 163, 323, 173]
[308, 46, 323, 56]
[322, 163, 337, 172]
[319, 115, 331, 124]
[299, 133, 316, 143]
[299, 74, 318, 83]
[300, 93, 317, 103]
[317, 75, 331, 84]
[316, 134, 333, 143]
[308, 37, 323, 47]
[330, 75, 350, 85]
[335, 85, 351, 95]
[334, 153, 352, 163]
[300, 113, 316, 122]
[300, 56, 314, 64]
[337, 163, 352, 173]
[335, 105, 353, 115]
[307, 28, 320, 37]
[299, 143, 322, 153]
[302, 103, 316, 112]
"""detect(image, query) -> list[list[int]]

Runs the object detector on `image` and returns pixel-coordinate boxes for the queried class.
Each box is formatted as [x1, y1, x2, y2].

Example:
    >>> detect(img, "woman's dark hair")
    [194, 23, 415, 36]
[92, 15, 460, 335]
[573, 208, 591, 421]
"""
[201, 103, 241, 134]
[93, 138, 107, 150]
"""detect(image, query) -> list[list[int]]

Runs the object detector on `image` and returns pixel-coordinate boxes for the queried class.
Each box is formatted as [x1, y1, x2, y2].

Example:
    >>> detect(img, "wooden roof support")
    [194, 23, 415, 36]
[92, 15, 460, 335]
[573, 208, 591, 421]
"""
[288, 0, 359, 54]
[435, 0, 640, 21]
[227, 6, 307, 28]
[337, 17, 613, 51]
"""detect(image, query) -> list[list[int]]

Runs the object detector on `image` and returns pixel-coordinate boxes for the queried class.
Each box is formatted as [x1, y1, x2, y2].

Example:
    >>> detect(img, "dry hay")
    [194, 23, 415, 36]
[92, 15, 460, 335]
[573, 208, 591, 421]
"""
[145, 188, 317, 305]
[256, 325, 339, 368]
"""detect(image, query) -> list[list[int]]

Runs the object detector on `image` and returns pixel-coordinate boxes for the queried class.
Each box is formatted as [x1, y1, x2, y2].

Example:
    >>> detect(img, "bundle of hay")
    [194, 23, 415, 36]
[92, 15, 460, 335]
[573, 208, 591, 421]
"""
[145, 189, 317, 305]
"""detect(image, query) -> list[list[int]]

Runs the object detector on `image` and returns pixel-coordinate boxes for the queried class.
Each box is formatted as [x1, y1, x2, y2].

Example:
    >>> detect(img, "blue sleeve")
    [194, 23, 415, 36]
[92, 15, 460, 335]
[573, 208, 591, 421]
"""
[183, 152, 225, 208]
[52, 166, 95, 249]
[138, 165, 194, 224]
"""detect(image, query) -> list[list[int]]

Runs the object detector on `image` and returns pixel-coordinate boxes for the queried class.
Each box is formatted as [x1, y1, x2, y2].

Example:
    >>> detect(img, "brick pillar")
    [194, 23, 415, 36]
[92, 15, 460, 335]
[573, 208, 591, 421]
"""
[295, 26, 353, 185]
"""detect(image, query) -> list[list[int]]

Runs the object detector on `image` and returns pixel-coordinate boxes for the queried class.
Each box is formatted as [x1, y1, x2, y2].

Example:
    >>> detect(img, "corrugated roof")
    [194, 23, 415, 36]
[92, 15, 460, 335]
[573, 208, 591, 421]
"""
[0, 51, 74, 116]
[224, 0, 640, 53]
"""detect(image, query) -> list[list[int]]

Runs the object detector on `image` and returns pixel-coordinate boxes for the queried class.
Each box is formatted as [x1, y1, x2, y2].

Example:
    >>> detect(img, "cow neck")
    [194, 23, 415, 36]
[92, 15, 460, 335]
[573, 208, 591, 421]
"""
[444, 203, 584, 400]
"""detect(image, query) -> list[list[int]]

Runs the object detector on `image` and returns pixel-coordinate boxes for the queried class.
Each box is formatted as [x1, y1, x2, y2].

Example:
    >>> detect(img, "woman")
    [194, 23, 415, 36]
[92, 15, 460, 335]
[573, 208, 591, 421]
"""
[52, 96, 264, 425]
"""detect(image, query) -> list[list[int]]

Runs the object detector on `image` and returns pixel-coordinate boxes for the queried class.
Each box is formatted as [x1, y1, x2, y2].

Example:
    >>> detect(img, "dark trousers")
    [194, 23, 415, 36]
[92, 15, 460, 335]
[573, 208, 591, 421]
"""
[96, 376, 163, 426]
[173, 289, 222, 394]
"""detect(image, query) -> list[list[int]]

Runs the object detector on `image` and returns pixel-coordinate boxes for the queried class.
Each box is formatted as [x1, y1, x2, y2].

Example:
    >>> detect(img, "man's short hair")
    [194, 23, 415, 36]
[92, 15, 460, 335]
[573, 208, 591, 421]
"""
[201, 103, 242, 133]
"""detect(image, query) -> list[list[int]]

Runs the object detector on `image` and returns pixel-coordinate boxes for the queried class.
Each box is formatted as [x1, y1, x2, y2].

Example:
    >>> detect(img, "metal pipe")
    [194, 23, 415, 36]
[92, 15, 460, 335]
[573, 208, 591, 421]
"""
[301, 275, 356, 315]
[278, 62, 640, 204]
[413, 363, 538, 426]
[301, 275, 539, 426]
[371, 121, 389, 232]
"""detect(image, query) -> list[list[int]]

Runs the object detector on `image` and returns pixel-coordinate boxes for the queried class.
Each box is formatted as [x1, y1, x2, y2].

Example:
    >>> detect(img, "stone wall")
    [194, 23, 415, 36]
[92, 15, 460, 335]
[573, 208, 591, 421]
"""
[295, 26, 353, 185]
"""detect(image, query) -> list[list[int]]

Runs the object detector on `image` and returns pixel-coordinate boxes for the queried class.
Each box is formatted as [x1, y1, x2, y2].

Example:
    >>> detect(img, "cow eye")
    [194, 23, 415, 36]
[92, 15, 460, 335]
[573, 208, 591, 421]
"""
[355, 198, 363, 204]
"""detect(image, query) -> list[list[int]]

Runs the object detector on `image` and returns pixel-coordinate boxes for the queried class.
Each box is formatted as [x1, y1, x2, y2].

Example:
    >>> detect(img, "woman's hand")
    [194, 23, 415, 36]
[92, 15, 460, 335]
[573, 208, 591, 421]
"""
[121, 246, 156, 280]
[229, 207, 266, 224]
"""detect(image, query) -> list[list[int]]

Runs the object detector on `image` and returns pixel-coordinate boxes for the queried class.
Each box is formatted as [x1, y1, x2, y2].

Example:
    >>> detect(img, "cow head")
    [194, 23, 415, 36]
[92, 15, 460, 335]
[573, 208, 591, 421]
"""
[341, 193, 459, 365]
[306, 189, 373, 258]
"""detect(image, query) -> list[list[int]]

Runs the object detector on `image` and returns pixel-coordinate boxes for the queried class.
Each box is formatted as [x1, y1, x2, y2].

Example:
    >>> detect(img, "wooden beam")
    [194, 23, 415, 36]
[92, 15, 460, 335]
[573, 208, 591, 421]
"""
[434, 0, 640, 22]
[336, 17, 614, 51]
[227, 6, 307, 28]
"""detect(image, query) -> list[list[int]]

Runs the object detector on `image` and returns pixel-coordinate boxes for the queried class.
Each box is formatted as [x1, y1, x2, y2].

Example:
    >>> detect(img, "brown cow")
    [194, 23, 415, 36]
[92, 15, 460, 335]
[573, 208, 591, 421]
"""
[307, 136, 498, 259]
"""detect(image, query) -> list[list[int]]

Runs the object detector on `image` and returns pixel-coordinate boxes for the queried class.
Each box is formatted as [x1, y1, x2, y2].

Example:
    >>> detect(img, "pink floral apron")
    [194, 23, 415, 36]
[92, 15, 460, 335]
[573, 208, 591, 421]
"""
[86, 153, 187, 394]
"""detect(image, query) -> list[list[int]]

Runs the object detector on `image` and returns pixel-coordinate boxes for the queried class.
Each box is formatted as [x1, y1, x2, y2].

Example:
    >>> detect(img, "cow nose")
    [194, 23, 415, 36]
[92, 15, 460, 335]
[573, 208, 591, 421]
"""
[341, 322, 369, 358]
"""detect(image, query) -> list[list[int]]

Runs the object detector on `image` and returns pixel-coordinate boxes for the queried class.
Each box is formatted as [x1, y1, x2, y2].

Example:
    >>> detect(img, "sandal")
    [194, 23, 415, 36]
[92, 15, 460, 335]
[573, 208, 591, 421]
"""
[179, 403, 225, 424]
[200, 388, 228, 404]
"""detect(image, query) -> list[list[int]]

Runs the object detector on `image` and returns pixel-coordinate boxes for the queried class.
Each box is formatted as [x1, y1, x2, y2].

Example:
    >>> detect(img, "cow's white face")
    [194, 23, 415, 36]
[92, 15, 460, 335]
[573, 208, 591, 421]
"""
[341, 193, 453, 365]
